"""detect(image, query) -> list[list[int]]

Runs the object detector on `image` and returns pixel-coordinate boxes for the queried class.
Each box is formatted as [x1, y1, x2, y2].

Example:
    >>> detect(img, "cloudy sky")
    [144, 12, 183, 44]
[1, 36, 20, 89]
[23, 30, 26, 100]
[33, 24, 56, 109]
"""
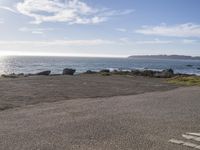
[0, 0, 200, 57]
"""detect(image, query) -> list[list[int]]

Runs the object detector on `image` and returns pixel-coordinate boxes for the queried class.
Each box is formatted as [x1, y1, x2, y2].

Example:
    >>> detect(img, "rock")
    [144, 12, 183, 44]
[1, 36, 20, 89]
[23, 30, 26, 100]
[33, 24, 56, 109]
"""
[1, 73, 25, 78]
[85, 70, 96, 74]
[131, 70, 142, 76]
[100, 69, 110, 73]
[163, 68, 174, 75]
[154, 69, 174, 78]
[63, 68, 76, 75]
[1, 73, 18, 78]
[113, 70, 130, 75]
[36, 70, 51, 76]
[142, 70, 155, 77]
[131, 70, 156, 77]
[186, 64, 193, 67]
[50, 74, 62, 76]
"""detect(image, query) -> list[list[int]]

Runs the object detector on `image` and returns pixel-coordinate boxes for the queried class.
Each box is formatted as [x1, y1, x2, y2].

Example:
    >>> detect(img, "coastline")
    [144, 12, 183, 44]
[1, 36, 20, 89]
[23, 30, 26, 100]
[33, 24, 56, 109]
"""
[1, 56, 200, 76]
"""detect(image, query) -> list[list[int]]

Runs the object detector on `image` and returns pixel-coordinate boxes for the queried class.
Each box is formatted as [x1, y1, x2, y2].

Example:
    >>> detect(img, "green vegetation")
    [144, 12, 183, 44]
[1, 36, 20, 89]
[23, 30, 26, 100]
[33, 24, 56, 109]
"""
[168, 76, 200, 86]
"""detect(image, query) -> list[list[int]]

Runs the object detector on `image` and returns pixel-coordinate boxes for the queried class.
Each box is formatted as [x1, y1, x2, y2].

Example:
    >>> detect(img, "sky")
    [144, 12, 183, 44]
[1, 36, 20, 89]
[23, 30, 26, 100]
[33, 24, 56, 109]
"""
[0, 0, 200, 57]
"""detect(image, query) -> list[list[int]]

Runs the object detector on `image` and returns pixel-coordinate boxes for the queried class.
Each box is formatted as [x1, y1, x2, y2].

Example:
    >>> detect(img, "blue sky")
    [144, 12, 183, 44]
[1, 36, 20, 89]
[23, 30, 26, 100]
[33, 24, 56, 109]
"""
[0, 0, 200, 57]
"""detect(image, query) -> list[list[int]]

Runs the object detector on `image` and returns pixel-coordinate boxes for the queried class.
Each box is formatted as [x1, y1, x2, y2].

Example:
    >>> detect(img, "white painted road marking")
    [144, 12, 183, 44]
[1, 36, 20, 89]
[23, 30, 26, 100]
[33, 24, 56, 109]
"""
[182, 134, 200, 142]
[187, 133, 200, 137]
[169, 139, 184, 145]
[169, 132, 200, 149]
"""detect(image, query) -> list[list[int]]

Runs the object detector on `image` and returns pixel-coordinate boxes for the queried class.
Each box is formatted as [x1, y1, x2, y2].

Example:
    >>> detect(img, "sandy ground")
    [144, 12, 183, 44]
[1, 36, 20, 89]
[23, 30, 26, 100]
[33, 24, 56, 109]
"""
[0, 74, 177, 111]
[0, 86, 200, 150]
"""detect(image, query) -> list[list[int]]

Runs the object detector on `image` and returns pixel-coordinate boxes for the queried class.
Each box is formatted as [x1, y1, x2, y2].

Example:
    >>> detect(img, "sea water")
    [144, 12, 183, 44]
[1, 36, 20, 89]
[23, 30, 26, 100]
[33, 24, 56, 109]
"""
[0, 56, 200, 75]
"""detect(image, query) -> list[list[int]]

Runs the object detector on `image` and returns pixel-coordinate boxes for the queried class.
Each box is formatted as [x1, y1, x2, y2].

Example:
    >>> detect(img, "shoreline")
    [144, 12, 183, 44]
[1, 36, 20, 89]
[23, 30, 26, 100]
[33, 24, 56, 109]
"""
[1, 56, 200, 76]
[1, 68, 198, 79]
[1, 68, 200, 77]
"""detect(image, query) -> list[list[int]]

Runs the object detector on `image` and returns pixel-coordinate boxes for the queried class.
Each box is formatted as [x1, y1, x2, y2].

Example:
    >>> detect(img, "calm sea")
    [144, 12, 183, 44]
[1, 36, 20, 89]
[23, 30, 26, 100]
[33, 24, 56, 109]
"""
[0, 56, 200, 75]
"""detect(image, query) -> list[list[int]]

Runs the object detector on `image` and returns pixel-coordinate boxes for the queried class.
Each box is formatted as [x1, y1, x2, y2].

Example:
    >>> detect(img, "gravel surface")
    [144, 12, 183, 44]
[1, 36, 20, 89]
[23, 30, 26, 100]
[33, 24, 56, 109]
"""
[0, 74, 177, 111]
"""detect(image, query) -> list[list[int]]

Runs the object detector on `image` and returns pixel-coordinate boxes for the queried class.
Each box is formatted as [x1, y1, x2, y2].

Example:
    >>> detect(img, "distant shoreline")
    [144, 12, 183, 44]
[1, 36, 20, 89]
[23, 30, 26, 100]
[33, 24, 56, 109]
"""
[2, 54, 200, 60]
[128, 55, 200, 60]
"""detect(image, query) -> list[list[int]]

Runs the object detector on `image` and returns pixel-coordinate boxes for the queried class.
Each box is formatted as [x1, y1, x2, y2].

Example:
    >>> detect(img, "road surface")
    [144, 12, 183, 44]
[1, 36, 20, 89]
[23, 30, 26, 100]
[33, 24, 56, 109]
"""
[0, 87, 200, 150]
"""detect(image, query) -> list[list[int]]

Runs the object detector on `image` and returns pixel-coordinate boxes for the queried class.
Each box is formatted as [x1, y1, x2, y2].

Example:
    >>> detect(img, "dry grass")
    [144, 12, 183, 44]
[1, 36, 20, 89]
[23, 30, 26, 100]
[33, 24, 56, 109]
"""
[168, 76, 200, 86]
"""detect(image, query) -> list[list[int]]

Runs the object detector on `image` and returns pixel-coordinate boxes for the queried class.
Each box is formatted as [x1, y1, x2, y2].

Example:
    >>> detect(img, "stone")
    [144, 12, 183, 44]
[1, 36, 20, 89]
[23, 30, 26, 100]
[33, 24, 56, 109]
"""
[63, 68, 76, 75]
[100, 69, 110, 73]
[36, 70, 51, 76]
[154, 69, 174, 78]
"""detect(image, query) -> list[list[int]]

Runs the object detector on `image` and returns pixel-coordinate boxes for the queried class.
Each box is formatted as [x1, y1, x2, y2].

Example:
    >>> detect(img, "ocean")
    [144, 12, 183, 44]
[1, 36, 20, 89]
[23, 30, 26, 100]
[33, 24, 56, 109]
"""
[0, 56, 200, 75]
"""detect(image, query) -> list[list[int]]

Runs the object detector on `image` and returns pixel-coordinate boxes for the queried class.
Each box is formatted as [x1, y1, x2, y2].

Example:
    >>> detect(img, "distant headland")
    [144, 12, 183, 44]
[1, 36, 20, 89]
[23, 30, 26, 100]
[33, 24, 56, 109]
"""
[128, 55, 200, 60]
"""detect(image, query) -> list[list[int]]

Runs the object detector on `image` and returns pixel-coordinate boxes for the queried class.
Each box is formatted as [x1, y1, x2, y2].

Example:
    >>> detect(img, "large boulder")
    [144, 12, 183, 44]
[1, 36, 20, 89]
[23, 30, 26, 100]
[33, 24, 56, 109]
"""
[186, 64, 193, 67]
[100, 69, 110, 73]
[63, 68, 76, 75]
[36, 70, 51, 76]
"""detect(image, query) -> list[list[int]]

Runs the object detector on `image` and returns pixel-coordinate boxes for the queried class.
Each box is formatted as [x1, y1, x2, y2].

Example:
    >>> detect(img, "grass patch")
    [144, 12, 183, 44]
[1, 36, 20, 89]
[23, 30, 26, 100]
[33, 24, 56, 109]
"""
[168, 76, 200, 86]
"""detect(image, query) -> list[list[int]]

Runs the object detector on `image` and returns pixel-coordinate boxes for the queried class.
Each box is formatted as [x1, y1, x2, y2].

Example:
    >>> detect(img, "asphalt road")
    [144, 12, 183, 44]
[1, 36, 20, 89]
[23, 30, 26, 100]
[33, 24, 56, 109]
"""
[0, 87, 200, 150]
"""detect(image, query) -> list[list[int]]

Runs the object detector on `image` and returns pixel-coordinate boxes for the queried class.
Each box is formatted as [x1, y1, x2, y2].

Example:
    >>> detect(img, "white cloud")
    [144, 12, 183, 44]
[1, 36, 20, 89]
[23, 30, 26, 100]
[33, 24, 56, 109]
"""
[19, 27, 54, 34]
[119, 9, 134, 15]
[0, 6, 17, 13]
[119, 37, 129, 42]
[3, 0, 133, 25]
[136, 23, 200, 38]
[0, 39, 116, 57]
[0, 18, 4, 24]
[0, 39, 114, 46]
[115, 28, 127, 32]
[117, 37, 131, 45]
[117, 38, 172, 45]
[135, 39, 172, 44]
[31, 31, 44, 34]
[101, 9, 134, 17]
[182, 39, 197, 44]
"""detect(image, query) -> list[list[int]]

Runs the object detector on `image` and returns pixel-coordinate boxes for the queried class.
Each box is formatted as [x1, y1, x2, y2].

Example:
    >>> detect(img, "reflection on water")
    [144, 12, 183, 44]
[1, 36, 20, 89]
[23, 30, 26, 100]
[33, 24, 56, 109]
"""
[0, 56, 200, 75]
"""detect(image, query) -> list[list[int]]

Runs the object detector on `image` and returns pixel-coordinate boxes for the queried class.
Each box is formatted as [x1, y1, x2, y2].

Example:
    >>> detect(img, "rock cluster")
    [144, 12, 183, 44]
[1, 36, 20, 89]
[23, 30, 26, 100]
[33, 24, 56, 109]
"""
[0, 68, 183, 79]
[127, 69, 174, 78]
